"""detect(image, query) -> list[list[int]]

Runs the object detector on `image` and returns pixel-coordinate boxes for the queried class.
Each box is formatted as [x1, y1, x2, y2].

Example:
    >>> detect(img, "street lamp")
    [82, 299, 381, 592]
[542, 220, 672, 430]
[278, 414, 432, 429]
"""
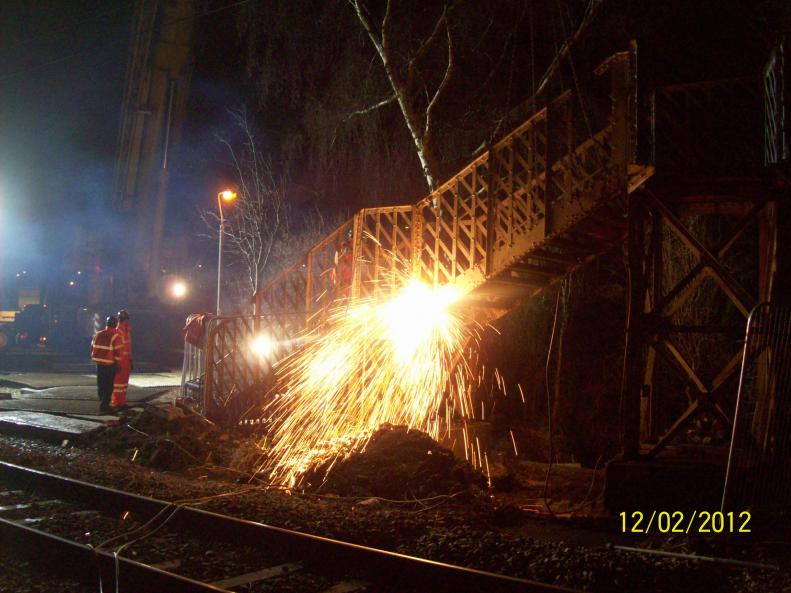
[216, 189, 237, 315]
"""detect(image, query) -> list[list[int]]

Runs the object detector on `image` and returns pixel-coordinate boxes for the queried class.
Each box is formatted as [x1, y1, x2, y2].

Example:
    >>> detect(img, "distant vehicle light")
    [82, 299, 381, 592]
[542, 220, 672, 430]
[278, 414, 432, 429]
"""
[171, 281, 188, 299]
[39, 336, 47, 344]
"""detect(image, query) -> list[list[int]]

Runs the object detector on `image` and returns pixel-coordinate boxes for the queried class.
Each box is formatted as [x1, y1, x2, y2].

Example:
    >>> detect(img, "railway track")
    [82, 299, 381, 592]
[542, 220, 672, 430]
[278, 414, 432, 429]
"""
[0, 461, 579, 593]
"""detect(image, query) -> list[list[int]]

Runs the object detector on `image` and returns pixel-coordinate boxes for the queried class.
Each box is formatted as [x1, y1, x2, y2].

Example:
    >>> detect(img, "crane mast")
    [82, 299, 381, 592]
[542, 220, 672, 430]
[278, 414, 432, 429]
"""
[114, 0, 195, 299]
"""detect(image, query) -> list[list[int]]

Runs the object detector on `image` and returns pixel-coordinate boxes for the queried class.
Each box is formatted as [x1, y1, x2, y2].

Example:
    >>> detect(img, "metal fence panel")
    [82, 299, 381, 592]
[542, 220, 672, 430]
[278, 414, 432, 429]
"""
[204, 314, 304, 426]
[722, 303, 791, 513]
[765, 38, 787, 164]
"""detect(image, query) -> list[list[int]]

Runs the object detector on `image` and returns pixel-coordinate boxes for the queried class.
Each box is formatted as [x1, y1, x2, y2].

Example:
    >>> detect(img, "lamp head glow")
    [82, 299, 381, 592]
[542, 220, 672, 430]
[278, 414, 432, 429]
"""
[219, 190, 237, 203]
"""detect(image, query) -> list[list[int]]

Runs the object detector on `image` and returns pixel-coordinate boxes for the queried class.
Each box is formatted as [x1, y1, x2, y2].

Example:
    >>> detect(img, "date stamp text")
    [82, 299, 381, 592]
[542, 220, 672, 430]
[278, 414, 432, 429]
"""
[620, 511, 751, 534]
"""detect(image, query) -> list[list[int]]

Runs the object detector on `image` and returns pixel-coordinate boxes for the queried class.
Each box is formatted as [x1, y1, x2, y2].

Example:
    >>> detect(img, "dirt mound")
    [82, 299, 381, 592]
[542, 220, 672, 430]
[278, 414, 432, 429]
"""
[91, 405, 260, 475]
[302, 425, 485, 499]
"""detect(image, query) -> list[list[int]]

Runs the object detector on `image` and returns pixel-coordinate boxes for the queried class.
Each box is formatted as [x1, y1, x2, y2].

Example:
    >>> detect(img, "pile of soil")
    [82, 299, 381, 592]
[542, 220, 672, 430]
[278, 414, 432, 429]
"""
[301, 425, 485, 499]
[91, 405, 261, 474]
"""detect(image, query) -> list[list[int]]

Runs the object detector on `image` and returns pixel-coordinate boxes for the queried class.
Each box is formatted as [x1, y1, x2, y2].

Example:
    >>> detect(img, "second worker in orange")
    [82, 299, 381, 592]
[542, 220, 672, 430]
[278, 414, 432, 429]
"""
[111, 309, 133, 409]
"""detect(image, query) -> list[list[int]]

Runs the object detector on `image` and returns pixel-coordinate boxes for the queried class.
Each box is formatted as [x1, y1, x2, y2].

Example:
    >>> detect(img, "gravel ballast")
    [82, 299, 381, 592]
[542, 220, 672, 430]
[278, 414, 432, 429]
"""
[0, 430, 789, 593]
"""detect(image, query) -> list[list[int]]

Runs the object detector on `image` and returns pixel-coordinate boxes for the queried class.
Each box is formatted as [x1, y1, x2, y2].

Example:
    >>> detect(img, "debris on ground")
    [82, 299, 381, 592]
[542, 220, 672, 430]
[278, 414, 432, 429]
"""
[300, 424, 486, 498]
[90, 404, 262, 476]
[1, 432, 789, 593]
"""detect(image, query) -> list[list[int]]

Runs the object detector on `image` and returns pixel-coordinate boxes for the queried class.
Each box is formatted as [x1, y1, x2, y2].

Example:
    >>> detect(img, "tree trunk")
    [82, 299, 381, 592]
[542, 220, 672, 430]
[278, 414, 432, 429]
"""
[388, 83, 441, 191]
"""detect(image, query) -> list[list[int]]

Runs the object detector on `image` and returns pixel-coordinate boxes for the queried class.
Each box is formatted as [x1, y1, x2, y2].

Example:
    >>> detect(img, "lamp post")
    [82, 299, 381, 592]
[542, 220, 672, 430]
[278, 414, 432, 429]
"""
[216, 189, 237, 315]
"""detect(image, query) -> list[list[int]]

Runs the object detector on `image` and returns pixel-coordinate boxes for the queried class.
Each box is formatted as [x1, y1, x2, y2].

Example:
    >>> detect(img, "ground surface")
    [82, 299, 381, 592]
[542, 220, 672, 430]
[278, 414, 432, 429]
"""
[0, 421, 789, 592]
[0, 372, 789, 592]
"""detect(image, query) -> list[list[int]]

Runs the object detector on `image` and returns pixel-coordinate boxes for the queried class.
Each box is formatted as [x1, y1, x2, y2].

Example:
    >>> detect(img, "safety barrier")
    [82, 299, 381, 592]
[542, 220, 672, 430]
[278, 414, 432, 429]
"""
[203, 314, 303, 425]
[722, 303, 791, 514]
[764, 37, 788, 165]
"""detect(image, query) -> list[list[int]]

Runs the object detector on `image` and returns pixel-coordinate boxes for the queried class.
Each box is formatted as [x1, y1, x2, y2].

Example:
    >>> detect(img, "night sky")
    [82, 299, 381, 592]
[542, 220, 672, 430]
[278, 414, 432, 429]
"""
[0, 2, 130, 269]
[0, 1, 246, 304]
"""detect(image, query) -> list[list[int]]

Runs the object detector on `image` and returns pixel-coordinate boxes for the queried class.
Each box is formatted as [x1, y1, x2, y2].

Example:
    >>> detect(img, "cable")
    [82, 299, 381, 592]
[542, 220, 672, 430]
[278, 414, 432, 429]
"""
[487, 0, 527, 142]
[97, 482, 264, 592]
[494, 0, 604, 137]
[540, 277, 607, 517]
[541, 283, 563, 516]
[556, 0, 607, 170]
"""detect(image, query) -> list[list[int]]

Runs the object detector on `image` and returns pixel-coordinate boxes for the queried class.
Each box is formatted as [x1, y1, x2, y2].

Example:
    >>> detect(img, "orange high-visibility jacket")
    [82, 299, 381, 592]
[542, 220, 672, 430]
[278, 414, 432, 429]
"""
[117, 321, 132, 363]
[91, 328, 123, 365]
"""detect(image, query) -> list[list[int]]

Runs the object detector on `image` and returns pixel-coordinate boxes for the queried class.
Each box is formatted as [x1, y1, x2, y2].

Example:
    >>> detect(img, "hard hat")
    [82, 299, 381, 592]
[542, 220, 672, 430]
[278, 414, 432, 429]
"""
[118, 309, 130, 322]
[106, 316, 118, 328]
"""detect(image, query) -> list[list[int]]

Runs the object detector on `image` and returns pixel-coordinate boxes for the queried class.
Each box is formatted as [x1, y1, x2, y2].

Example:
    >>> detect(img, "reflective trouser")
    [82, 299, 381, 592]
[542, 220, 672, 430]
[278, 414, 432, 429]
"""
[97, 364, 115, 409]
[111, 360, 131, 407]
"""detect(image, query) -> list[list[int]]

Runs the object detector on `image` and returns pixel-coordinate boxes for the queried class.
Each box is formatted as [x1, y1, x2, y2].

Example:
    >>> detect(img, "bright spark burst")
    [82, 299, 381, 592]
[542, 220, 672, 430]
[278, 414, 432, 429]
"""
[257, 276, 479, 489]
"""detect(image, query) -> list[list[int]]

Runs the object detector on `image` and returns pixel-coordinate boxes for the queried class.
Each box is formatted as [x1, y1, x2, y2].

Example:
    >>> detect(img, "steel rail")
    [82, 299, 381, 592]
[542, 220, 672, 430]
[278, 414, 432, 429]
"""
[0, 460, 579, 593]
[0, 517, 230, 593]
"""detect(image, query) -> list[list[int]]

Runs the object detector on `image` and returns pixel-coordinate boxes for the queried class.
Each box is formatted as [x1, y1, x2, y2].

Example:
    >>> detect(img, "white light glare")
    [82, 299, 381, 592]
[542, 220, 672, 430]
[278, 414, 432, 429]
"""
[251, 334, 274, 357]
[171, 281, 187, 299]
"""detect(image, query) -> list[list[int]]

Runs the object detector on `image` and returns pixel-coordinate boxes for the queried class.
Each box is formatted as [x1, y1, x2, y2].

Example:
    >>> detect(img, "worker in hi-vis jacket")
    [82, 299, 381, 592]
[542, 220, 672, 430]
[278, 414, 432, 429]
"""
[112, 309, 133, 408]
[91, 316, 123, 413]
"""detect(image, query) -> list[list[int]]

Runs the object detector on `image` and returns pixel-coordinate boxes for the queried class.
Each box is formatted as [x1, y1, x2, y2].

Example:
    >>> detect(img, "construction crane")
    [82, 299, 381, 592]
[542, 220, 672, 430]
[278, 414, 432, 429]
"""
[113, 0, 195, 299]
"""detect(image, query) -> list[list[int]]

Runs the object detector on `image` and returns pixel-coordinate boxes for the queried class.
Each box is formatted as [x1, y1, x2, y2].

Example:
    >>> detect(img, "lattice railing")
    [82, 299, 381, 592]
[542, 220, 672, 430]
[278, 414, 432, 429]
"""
[414, 155, 492, 288]
[210, 48, 636, 426]
[257, 49, 631, 317]
[356, 206, 415, 298]
[764, 38, 787, 164]
[651, 77, 763, 173]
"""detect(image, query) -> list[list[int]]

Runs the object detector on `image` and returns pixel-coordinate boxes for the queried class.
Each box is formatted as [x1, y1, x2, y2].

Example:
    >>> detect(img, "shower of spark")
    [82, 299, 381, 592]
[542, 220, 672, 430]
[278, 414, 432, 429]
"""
[257, 276, 481, 489]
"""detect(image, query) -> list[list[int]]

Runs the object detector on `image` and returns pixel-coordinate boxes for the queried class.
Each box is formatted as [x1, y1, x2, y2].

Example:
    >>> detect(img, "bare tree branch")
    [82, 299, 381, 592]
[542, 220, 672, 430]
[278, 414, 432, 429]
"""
[349, 0, 457, 191]
[350, 0, 384, 56]
[424, 24, 454, 146]
[330, 93, 397, 149]
[203, 107, 342, 312]
[406, 4, 449, 90]
[380, 0, 395, 74]
[344, 94, 397, 121]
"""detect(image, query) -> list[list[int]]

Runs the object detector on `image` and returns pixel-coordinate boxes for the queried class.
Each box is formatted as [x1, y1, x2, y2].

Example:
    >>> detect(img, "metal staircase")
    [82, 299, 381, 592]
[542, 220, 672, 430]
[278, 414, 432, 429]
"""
[203, 46, 656, 423]
[256, 46, 652, 323]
